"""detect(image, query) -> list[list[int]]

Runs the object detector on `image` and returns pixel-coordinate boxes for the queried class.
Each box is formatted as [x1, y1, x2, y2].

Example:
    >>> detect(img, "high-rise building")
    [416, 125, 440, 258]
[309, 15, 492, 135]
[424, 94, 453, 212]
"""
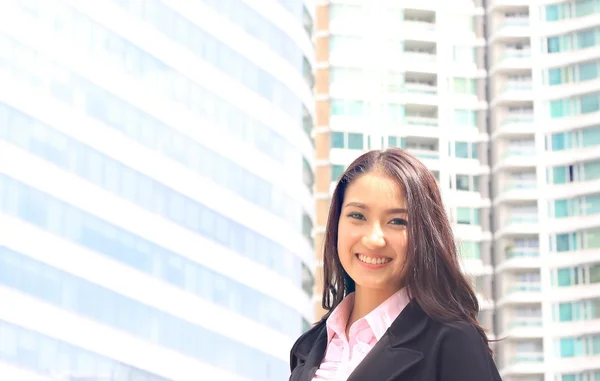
[313, 1, 600, 381]
[490, 2, 600, 381]
[0, 1, 315, 380]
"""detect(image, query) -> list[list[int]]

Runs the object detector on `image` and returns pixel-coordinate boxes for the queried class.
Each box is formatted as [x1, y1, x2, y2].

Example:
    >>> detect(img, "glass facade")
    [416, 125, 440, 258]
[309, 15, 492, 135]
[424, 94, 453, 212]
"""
[3, 1, 311, 160]
[0, 318, 170, 381]
[0, 174, 303, 336]
[0, 246, 289, 380]
[544, 0, 600, 22]
[0, 0, 314, 380]
[0, 105, 303, 283]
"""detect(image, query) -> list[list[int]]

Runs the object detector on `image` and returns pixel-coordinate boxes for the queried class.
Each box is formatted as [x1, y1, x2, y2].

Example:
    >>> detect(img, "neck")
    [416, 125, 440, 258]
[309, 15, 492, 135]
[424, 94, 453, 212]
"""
[345, 285, 400, 337]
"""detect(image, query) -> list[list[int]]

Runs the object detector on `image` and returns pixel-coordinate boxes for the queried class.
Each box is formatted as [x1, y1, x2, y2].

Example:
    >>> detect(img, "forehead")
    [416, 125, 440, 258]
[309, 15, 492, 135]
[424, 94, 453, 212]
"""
[344, 171, 407, 206]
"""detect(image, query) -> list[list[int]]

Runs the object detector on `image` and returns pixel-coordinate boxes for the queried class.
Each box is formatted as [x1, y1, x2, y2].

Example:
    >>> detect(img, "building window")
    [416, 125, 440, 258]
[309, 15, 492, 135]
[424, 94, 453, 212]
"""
[332, 164, 345, 181]
[459, 241, 481, 259]
[545, 4, 560, 21]
[454, 109, 477, 126]
[329, 35, 361, 55]
[581, 93, 600, 114]
[331, 132, 364, 150]
[347, 133, 364, 149]
[387, 136, 405, 148]
[330, 99, 365, 117]
[547, 36, 562, 53]
[548, 67, 563, 85]
[453, 142, 478, 159]
[456, 175, 470, 191]
[453, 46, 475, 63]
[387, 103, 405, 122]
[301, 263, 314, 296]
[452, 78, 476, 94]
[331, 131, 344, 148]
[456, 207, 480, 225]
[330, 67, 364, 87]
[574, 0, 599, 17]
[577, 29, 597, 49]
[578, 61, 598, 81]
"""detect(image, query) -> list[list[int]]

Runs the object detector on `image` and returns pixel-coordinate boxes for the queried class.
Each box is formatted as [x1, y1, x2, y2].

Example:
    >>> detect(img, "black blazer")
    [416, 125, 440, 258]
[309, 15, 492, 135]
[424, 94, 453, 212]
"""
[289, 299, 502, 381]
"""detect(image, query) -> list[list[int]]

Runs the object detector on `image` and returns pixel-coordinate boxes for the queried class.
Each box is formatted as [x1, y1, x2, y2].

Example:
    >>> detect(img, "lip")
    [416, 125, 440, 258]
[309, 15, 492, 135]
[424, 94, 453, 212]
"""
[355, 253, 392, 269]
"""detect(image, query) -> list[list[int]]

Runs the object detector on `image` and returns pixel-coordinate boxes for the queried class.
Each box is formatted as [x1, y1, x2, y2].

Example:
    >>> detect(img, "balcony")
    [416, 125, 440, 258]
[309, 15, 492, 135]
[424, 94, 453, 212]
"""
[398, 8, 436, 40]
[502, 114, 533, 125]
[506, 213, 538, 223]
[404, 20, 436, 32]
[503, 51, 531, 60]
[502, 149, 535, 159]
[496, 182, 538, 203]
[494, 114, 535, 138]
[509, 352, 544, 364]
[406, 149, 440, 161]
[506, 281, 541, 294]
[503, 318, 544, 338]
[506, 248, 539, 259]
[403, 51, 436, 63]
[497, 248, 540, 271]
[404, 83, 438, 95]
[404, 116, 439, 127]
[507, 318, 542, 328]
[400, 40, 438, 72]
[503, 82, 533, 93]
[504, 181, 536, 191]
[503, 214, 539, 227]
[492, 19, 530, 42]
[502, 215, 539, 236]
[399, 21, 437, 43]
[495, 149, 537, 171]
[401, 77, 438, 105]
[488, 0, 533, 11]
[494, 51, 532, 71]
[503, 18, 529, 27]
[495, 81, 534, 104]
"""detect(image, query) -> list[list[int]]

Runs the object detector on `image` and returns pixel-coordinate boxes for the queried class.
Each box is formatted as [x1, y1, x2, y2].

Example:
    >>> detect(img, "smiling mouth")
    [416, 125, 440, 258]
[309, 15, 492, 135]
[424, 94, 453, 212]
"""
[356, 254, 392, 265]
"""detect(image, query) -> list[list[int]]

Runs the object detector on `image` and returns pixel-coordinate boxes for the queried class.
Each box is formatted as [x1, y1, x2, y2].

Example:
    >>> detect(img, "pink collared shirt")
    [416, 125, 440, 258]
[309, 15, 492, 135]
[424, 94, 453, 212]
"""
[312, 288, 410, 381]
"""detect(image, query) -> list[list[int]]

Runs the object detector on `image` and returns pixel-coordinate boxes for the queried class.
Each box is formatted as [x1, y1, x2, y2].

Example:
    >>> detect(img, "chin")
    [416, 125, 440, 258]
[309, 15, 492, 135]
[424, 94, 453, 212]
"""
[354, 278, 393, 290]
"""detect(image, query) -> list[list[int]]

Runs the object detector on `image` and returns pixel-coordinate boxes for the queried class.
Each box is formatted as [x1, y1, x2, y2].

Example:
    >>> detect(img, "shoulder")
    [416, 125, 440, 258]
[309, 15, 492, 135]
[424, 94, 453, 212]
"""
[420, 318, 490, 354]
[427, 320, 500, 380]
[289, 319, 327, 371]
[438, 320, 488, 347]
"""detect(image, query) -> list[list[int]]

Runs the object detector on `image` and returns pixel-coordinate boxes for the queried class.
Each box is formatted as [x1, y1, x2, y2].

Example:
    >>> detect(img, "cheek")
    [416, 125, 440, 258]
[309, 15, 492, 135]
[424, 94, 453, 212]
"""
[393, 231, 409, 253]
[336, 223, 362, 257]
[398, 231, 409, 249]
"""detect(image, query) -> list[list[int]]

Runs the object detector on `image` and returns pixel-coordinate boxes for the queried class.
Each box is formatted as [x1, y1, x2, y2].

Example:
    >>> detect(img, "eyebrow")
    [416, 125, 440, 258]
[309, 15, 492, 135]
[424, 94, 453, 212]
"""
[344, 202, 408, 214]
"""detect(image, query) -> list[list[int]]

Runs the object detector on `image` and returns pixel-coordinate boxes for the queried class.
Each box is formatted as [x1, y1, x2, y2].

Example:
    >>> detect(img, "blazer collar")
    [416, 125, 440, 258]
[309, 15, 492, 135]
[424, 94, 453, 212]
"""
[290, 321, 328, 381]
[291, 299, 429, 381]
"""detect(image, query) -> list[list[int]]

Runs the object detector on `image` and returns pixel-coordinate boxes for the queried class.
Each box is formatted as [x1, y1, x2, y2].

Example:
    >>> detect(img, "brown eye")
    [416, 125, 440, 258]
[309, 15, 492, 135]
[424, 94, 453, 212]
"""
[347, 212, 365, 220]
[389, 218, 408, 226]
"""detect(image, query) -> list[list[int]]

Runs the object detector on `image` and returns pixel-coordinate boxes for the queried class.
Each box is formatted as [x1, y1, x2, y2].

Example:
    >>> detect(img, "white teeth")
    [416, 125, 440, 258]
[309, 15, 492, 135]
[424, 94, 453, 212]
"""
[357, 254, 391, 265]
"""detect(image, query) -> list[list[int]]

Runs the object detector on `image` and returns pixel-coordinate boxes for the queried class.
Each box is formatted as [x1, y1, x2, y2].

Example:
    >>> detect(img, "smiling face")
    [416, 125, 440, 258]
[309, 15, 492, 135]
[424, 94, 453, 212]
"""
[337, 170, 409, 295]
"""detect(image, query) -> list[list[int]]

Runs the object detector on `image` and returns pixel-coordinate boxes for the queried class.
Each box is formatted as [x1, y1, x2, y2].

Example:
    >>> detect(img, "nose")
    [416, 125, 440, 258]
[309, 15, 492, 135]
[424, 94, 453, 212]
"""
[362, 223, 386, 249]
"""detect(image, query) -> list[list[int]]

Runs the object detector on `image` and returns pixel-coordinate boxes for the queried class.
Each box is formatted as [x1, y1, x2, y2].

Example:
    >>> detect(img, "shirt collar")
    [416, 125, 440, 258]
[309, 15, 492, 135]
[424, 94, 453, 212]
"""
[325, 287, 411, 343]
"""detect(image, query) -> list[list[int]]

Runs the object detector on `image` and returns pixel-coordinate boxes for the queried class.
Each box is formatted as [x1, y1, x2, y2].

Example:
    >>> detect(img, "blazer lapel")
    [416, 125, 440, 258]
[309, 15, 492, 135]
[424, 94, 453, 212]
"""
[347, 299, 428, 381]
[290, 322, 328, 381]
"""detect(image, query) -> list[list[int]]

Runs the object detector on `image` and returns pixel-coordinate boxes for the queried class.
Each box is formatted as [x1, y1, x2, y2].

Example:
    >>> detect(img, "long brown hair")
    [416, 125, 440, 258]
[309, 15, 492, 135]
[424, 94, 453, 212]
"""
[321, 148, 490, 349]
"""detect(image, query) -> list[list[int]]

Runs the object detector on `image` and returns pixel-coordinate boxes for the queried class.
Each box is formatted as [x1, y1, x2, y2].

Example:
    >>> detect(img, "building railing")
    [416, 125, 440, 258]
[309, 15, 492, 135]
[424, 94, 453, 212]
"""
[507, 282, 542, 293]
[509, 352, 544, 364]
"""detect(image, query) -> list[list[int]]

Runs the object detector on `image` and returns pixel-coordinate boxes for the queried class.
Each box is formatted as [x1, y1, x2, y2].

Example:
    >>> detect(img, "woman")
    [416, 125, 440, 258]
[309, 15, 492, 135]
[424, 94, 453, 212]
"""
[289, 149, 501, 381]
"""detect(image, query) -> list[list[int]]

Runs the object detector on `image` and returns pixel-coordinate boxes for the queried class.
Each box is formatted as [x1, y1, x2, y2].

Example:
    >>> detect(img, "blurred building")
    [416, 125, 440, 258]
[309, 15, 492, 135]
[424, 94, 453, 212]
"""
[0, 1, 315, 381]
[312, 1, 600, 381]
[489, 2, 600, 380]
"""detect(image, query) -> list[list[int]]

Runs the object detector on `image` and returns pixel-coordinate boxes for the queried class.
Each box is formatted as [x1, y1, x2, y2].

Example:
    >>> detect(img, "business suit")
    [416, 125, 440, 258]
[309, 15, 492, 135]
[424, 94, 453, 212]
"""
[289, 299, 502, 381]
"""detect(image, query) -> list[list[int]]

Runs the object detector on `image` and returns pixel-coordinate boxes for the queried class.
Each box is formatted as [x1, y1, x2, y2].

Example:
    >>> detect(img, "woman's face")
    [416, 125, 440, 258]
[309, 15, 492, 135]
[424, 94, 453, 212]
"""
[337, 170, 409, 294]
